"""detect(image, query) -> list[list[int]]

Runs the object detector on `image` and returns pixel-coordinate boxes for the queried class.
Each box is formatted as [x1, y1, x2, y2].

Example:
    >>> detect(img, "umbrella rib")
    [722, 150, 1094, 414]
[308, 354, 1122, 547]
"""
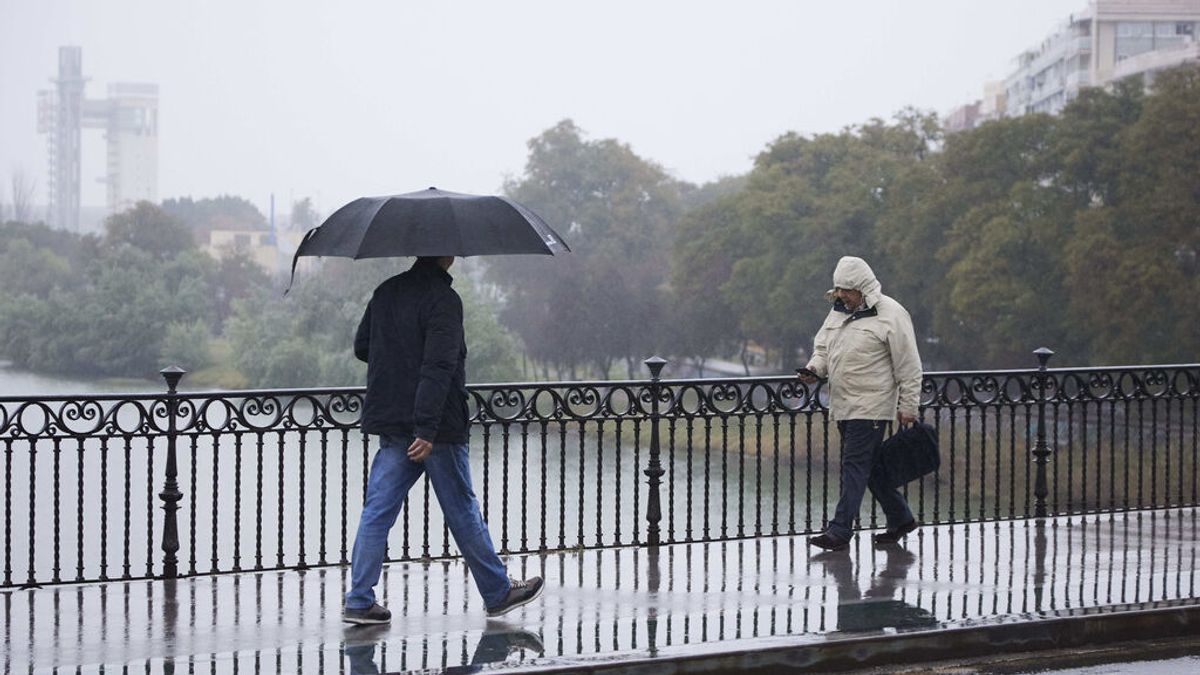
[451, 198, 467, 256]
[352, 198, 391, 260]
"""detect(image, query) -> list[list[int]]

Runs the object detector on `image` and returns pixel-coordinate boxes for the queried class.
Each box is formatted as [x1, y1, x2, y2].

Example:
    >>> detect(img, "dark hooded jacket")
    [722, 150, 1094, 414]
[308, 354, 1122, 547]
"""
[354, 259, 469, 443]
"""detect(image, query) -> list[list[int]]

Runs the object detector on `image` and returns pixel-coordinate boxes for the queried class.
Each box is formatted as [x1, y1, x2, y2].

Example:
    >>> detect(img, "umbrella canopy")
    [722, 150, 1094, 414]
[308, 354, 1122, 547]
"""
[287, 187, 569, 290]
[294, 187, 569, 261]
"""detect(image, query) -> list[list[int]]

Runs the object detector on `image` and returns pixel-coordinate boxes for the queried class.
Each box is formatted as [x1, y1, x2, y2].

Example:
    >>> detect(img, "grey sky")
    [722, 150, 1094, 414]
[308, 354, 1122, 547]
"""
[1, 0, 1085, 216]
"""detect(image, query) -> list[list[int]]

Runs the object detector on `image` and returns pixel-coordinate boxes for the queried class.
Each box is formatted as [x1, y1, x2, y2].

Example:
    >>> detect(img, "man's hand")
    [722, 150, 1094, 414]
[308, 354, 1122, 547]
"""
[407, 437, 433, 462]
[796, 367, 820, 385]
[896, 412, 917, 428]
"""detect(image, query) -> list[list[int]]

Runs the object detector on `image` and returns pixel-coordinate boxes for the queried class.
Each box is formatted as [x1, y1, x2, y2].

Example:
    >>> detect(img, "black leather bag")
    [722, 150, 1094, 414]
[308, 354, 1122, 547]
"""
[879, 422, 940, 488]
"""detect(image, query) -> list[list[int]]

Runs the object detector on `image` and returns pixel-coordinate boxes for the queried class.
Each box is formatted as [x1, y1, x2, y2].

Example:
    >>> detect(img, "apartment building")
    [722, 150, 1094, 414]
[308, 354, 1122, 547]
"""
[946, 0, 1200, 130]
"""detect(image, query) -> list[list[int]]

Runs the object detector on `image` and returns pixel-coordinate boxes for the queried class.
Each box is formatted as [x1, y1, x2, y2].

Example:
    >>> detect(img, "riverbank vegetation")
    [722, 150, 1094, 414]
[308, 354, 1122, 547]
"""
[1, 65, 1196, 387]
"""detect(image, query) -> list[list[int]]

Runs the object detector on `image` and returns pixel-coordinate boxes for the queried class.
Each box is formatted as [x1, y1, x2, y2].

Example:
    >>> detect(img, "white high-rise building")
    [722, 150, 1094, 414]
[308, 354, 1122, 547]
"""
[947, 1, 1200, 130]
[37, 47, 158, 230]
[100, 83, 159, 212]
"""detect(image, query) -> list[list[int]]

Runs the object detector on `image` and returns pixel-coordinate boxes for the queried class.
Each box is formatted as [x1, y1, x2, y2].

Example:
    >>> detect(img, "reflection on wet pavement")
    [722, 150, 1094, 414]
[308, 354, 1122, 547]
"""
[2, 508, 1197, 673]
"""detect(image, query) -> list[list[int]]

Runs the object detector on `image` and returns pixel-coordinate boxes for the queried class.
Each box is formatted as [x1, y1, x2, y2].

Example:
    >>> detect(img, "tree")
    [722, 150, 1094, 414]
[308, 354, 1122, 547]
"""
[489, 120, 688, 378]
[709, 116, 935, 368]
[104, 202, 195, 260]
[10, 169, 37, 224]
[290, 197, 320, 231]
[161, 195, 268, 245]
[1063, 66, 1200, 363]
[668, 194, 746, 373]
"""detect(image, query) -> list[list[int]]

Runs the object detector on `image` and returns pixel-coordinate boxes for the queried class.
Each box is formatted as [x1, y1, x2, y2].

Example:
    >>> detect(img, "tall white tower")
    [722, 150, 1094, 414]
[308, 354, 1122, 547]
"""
[36, 46, 158, 230]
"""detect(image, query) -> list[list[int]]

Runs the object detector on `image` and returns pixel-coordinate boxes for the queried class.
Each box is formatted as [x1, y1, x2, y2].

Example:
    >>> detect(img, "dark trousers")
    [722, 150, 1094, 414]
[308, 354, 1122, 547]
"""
[827, 419, 913, 540]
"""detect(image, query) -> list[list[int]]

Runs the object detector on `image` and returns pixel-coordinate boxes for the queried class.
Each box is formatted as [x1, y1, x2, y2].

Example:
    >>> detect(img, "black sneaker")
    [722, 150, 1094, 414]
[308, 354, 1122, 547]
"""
[343, 602, 391, 625]
[808, 531, 851, 551]
[486, 576, 545, 617]
[872, 519, 919, 545]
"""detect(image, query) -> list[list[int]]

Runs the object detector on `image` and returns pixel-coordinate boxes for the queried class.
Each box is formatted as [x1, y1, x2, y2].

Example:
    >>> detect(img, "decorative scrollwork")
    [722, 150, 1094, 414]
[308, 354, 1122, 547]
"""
[1, 364, 1196, 442]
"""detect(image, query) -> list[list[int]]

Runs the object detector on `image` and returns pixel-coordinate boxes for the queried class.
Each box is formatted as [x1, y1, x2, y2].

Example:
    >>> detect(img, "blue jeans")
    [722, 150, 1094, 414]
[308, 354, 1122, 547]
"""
[345, 435, 510, 609]
[827, 420, 914, 541]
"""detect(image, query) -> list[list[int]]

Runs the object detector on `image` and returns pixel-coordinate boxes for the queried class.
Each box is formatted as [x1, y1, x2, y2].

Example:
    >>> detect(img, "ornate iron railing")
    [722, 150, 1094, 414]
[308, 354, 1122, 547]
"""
[1, 351, 1197, 588]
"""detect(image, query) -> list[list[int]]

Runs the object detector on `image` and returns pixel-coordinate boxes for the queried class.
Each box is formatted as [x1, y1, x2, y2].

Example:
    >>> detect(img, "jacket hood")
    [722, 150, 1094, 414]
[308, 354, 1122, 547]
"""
[825, 256, 883, 308]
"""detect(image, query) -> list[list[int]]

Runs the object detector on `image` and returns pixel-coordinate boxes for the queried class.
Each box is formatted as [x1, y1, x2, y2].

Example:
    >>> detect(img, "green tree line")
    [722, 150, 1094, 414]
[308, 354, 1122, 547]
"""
[2, 66, 1196, 385]
[0, 203, 521, 387]
[493, 66, 1199, 373]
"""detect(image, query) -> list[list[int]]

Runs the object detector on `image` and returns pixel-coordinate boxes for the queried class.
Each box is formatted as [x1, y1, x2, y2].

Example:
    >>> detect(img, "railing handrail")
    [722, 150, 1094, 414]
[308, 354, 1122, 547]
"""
[4, 362, 1196, 403]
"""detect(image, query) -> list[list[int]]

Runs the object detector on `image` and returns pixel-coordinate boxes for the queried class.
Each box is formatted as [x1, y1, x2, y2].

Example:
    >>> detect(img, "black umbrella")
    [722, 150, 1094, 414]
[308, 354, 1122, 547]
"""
[288, 187, 570, 288]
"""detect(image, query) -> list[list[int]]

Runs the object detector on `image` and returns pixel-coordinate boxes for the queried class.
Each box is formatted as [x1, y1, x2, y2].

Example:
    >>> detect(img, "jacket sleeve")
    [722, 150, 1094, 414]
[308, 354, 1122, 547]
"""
[889, 305, 923, 417]
[412, 289, 464, 441]
[806, 312, 832, 378]
[353, 302, 371, 363]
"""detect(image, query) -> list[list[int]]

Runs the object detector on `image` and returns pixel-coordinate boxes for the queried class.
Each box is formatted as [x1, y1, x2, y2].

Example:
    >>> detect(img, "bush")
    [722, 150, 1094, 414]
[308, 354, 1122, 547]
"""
[160, 320, 213, 371]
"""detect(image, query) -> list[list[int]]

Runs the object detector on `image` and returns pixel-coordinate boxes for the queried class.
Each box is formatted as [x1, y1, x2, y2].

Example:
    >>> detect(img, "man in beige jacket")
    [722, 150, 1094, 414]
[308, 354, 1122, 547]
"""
[798, 256, 922, 550]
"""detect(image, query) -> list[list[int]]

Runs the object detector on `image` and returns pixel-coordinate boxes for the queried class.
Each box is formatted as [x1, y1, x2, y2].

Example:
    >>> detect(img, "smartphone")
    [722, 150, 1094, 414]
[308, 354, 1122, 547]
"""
[795, 367, 822, 380]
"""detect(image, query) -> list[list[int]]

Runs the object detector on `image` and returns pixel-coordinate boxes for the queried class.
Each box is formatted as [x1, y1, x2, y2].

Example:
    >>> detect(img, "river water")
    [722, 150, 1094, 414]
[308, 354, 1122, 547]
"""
[0, 362, 157, 397]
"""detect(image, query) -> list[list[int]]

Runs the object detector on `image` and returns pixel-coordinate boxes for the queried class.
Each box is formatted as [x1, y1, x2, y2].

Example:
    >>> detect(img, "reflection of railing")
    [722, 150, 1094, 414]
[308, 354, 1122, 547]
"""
[5, 510, 1196, 673]
[1, 351, 1197, 588]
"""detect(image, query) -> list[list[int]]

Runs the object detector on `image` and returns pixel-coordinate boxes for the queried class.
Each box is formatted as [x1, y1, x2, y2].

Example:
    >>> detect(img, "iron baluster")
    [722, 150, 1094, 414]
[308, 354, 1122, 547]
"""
[255, 431, 264, 570]
[539, 420, 549, 551]
[121, 436, 131, 580]
[575, 420, 584, 549]
[297, 429, 307, 569]
[211, 432, 220, 574]
[145, 432, 154, 577]
[613, 417, 623, 546]
[643, 356, 666, 547]
[965, 405, 973, 522]
[187, 434, 197, 576]
[27, 440, 38, 587]
[158, 365, 186, 579]
[318, 429, 328, 566]
[521, 421, 530, 552]
[75, 438, 84, 581]
[52, 436, 61, 583]
[804, 413, 812, 533]
[594, 420, 602, 547]
[668, 415, 677, 543]
[3, 438, 10, 587]
[501, 419, 511, 553]
[277, 431, 286, 568]
[234, 432, 244, 571]
[703, 414, 712, 541]
[949, 407, 957, 522]
[685, 415, 694, 541]
[338, 429, 348, 565]
[100, 438, 109, 581]
[1031, 348, 1054, 518]
[558, 421, 566, 549]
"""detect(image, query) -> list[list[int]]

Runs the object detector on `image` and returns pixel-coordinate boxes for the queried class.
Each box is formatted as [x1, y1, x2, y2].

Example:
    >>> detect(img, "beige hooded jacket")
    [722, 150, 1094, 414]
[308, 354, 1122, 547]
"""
[804, 256, 922, 422]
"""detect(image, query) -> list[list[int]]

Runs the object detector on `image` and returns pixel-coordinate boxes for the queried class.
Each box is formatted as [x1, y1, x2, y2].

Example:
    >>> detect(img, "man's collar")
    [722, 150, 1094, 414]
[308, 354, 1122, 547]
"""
[833, 298, 869, 314]
[834, 297, 876, 322]
[412, 258, 454, 284]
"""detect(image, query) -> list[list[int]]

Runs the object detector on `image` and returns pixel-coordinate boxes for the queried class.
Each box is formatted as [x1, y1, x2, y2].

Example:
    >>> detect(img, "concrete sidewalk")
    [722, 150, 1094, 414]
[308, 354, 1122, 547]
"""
[2, 508, 1197, 673]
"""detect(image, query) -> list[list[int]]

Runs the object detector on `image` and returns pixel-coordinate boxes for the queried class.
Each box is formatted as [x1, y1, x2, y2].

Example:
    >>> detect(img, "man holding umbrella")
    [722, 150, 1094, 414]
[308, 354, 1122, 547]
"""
[292, 189, 568, 624]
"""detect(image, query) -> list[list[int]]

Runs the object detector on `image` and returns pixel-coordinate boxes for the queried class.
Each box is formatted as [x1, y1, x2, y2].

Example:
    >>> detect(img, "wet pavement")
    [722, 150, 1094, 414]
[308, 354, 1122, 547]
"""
[2, 508, 1197, 674]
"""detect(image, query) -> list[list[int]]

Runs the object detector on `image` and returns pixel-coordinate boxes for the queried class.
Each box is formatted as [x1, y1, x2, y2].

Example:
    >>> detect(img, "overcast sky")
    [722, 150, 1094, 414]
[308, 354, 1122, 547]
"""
[1, 0, 1086, 216]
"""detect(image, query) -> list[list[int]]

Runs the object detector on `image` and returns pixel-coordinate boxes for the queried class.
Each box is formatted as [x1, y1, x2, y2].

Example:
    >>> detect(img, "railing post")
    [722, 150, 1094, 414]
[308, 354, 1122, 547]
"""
[159, 365, 186, 579]
[643, 357, 667, 547]
[1032, 348, 1054, 518]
